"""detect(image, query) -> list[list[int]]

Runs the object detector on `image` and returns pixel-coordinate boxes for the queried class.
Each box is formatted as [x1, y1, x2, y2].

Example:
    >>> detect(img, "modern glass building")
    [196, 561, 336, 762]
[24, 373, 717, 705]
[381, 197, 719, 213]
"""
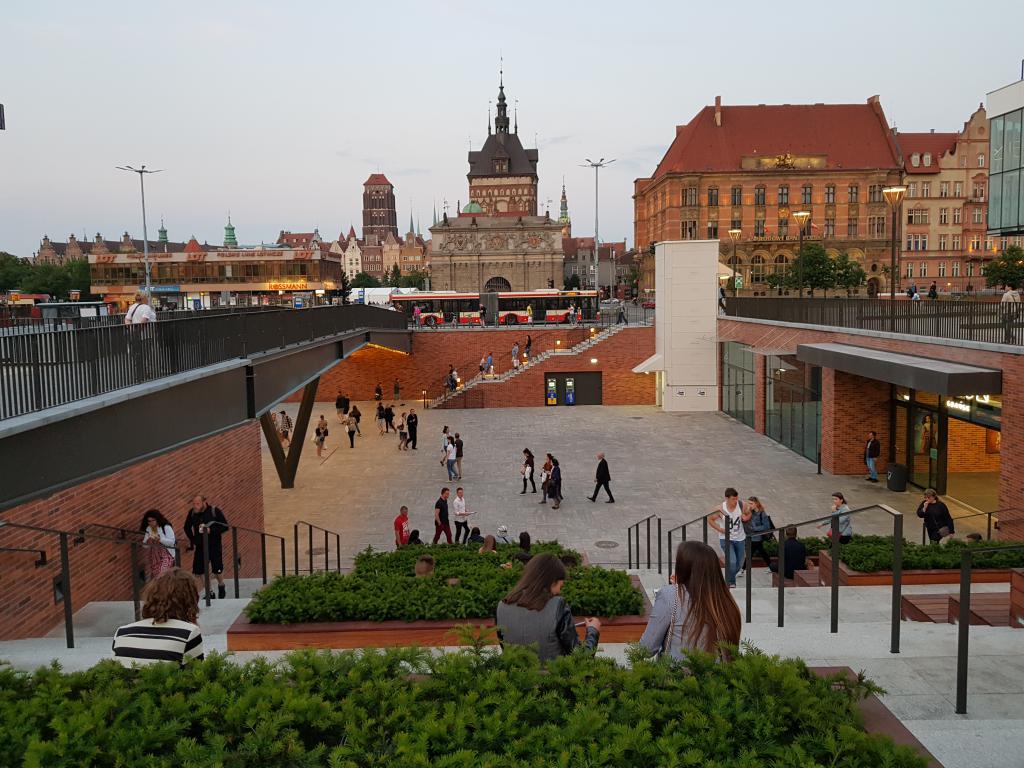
[988, 78, 1024, 237]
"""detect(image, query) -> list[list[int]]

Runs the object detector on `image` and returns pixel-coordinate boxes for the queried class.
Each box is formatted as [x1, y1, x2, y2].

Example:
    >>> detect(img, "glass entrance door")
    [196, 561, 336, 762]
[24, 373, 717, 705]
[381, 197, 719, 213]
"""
[911, 407, 939, 489]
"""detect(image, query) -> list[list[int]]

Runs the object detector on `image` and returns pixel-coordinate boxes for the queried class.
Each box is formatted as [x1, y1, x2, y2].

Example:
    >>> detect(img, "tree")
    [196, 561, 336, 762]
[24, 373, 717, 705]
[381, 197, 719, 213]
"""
[833, 252, 867, 297]
[564, 273, 581, 290]
[351, 272, 380, 288]
[983, 245, 1024, 289]
[20, 263, 70, 298]
[0, 252, 31, 293]
[64, 259, 95, 299]
[338, 270, 352, 305]
[788, 243, 835, 297]
[398, 270, 428, 290]
[385, 264, 402, 287]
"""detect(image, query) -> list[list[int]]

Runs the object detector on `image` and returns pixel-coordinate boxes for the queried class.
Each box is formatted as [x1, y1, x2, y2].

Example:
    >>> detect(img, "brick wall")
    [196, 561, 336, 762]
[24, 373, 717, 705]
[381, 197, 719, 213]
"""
[719, 318, 1024, 520]
[303, 327, 655, 407]
[946, 419, 1000, 473]
[0, 422, 264, 640]
[820, 369, 890, 476]
[753, 356, 767, 434]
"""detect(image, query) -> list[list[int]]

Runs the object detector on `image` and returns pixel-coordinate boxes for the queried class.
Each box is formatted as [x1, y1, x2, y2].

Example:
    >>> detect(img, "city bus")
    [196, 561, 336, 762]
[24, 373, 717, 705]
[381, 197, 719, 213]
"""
[391, 290, 600, 326]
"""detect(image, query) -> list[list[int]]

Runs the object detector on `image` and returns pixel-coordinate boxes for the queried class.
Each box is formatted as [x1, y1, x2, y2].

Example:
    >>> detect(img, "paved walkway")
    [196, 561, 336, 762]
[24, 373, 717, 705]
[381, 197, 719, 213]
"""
[261, 404, 975, 571]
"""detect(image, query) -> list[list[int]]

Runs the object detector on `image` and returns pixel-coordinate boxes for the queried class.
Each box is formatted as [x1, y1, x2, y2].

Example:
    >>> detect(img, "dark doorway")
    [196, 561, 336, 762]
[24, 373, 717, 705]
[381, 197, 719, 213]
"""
[544, 372, 602, 405]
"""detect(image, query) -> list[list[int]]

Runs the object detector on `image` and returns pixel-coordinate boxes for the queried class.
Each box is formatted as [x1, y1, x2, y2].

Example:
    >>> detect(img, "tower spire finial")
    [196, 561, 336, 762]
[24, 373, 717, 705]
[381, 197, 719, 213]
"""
[514, 98, 518, 134]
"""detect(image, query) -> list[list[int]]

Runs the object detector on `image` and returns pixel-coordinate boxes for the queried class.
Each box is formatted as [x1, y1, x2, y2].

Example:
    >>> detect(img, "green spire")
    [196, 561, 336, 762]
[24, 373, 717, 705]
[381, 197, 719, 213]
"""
[223, 214, 238, 248]
[558, 181, 570, 225]
[158, 218, 168, 244]
[409, 211, 415, 235]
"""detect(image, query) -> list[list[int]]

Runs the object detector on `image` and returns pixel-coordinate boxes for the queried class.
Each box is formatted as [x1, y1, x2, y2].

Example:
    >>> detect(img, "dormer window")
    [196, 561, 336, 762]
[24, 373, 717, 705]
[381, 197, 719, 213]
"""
[923, 153, 932, 167]
[911, 153, 920, 167]
[493, 159, 509, 174]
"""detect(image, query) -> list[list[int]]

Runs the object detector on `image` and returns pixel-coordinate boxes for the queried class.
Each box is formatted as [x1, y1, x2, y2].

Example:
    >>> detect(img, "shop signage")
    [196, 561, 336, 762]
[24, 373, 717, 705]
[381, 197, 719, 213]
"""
[269, 281, 308, 291]
[138, 285, 181, 293]
[945, 394, 993, 414]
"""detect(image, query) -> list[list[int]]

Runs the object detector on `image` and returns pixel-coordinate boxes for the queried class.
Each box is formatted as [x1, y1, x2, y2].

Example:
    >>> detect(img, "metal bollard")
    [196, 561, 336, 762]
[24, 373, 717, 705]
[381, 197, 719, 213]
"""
[202, 530, 211, 607]
[830, 515, 839, 634]
[890, 514, 903, 654]
[130, 542, 141, 620]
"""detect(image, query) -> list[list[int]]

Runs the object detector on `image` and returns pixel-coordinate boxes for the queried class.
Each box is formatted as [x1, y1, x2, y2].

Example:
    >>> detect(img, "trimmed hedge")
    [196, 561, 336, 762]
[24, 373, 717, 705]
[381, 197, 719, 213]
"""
[246, 543, 644, 624]
[0, 648, 927, 767]
[837, 536, 1024, 573]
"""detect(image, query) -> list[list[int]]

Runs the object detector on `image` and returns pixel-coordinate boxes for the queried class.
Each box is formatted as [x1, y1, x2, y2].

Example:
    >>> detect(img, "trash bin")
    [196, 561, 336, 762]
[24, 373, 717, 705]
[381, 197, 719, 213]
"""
[886, 463, 907, 492]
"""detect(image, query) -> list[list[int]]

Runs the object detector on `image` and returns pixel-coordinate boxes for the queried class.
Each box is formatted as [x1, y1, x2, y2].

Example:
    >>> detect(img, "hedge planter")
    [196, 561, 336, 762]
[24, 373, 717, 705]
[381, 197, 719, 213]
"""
[228, 575, 652, 650]
[817, 549, 1014, 587]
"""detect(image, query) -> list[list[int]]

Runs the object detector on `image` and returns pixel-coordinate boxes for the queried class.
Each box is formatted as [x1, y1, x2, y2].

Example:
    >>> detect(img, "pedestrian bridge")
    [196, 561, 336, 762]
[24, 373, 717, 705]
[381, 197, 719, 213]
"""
[0, 305, 409, 509]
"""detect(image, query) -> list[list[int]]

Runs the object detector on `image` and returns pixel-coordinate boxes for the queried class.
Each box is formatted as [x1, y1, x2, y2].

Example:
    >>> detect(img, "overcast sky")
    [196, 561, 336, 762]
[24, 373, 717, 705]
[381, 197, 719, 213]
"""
[2, 0, 1023, 258]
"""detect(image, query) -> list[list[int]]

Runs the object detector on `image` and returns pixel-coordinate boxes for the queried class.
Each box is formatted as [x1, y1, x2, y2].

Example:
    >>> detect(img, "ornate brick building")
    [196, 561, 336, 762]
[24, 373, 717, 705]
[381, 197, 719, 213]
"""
[362, 173, 399, 242]
[429, 77, 563, 292]
[895, 105, 991, 294]
[634, 96, 903, 295]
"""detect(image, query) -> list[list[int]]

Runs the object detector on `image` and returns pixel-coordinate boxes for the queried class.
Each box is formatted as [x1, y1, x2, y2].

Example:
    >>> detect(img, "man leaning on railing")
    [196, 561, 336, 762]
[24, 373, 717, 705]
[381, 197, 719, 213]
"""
[1000, 284, 1020, 344]
[125, 292, 157, 381]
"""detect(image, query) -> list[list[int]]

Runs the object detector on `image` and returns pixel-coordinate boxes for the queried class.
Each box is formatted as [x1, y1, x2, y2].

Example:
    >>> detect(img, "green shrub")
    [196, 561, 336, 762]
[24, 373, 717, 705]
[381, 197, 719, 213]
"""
[839, 537, 1024, 573]
[246, 543, 644, 624]
[0, 648, 928, 767]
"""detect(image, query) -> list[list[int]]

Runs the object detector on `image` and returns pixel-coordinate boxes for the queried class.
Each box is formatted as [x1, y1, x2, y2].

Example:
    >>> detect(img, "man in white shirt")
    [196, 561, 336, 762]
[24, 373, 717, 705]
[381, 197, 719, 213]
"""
[125, 292, 157, 325]
[1001, 284, 1021, 343]
[452, 487, 474, 543]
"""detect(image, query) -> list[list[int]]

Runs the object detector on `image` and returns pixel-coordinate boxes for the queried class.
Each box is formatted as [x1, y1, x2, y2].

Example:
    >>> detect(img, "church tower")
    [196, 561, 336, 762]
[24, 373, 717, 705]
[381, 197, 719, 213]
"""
[223, 215, 238, 248]
[362, 173, 399, 243]
[558, 181, 571, 237]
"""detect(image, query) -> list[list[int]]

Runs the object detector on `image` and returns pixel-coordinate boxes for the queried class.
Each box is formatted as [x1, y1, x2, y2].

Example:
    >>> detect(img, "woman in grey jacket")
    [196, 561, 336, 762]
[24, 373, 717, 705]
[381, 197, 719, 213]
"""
[640, 541, 741, 661]
[496, 554, 599, 662]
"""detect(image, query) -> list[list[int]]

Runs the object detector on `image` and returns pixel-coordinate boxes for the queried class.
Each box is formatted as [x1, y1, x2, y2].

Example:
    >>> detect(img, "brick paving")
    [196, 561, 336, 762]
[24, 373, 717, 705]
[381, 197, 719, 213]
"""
[261, 404, 958, 570]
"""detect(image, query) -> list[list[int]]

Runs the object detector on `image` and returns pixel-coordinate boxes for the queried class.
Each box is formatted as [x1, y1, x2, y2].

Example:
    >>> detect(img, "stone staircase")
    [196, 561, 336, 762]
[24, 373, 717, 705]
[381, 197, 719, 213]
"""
[429, 325, 628, 408]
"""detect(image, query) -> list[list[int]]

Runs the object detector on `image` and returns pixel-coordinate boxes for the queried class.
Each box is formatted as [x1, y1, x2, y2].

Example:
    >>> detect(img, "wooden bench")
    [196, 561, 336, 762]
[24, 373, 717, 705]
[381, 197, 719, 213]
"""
[947, 593, 1012, 627]
[901, 594, 950, 623]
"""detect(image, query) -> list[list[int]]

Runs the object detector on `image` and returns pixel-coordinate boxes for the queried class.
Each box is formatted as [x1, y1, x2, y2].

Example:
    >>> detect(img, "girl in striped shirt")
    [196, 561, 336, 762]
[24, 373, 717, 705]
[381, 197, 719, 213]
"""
[112, 568, 204, 667]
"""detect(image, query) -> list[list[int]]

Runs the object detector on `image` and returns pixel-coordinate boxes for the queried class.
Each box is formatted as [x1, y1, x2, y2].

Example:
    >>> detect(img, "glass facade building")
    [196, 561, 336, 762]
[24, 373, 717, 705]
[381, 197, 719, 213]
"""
[988, 80, 1024, 236]
[765, 355, 821, 462]
[722, 342, 755, 428]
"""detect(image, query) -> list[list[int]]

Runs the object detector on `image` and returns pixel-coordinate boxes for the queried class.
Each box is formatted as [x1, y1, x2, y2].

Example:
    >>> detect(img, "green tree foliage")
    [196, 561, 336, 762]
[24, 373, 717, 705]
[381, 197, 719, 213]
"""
[19, 263, 70, 297]
[833, 251, 868, 296]
[0, 648, 927, 766]
[398, 269, 428, 289]
[64, 258, 95, 299]
[351, 271, 381, 288]
[564, 273, 581, 290]
[385, 264, 402, 287]
[338, 270, 352, 305]
[982, 244, 1024, 289]
[0, 252, 31, 292]
[789, 242, 835, 296]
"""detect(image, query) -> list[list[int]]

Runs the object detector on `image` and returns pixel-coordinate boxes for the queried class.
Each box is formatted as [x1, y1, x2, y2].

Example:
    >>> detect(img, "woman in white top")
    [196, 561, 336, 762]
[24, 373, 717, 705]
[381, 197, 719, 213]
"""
[139, 509, 176, 580]
[452, 487, 475, 543]
[112, 568, 204, 667]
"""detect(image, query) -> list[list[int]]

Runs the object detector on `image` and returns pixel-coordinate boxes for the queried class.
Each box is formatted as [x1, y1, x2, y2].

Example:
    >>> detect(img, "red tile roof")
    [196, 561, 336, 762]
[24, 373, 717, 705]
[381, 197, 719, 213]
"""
[277, 232, 315, 246]
[184, 237, 204, 254]
[364, 173, 392, 186]
[897, 132, 958, 174]
[650, 97, 901, 179]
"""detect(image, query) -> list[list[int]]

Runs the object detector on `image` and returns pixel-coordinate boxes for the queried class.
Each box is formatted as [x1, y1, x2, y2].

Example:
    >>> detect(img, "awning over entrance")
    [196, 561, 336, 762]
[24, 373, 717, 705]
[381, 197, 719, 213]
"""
[632, 353, 663, 373]
[796, 343, 1002, 396]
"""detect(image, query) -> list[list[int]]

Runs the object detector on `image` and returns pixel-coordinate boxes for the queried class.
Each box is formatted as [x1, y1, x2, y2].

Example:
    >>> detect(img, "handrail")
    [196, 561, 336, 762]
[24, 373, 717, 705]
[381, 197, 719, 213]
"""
[0, 545, 47, 566]
[665, 512, 713, 575]
[920, 508, 1000, 545]
[626, 514, 661, 573]
[747, 503, 904, 653]
[77, 521, 139, 541]
[230, 525, 287, 597]
[955, 544, 1024, 713]
[293, 520, 342, 575]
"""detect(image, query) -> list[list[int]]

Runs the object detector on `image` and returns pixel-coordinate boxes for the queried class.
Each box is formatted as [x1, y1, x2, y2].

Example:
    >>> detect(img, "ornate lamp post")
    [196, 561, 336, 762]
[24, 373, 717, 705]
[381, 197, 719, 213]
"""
[792, 210, 810, 297]
[882, 186, 907, 331]
[728, 228, 742, 297]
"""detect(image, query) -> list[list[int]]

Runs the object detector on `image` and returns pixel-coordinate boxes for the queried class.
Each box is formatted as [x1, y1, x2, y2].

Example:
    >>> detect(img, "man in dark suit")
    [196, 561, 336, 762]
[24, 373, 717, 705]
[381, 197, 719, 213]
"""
[589, 453, 614, 503]
[864, 431, 881, 483]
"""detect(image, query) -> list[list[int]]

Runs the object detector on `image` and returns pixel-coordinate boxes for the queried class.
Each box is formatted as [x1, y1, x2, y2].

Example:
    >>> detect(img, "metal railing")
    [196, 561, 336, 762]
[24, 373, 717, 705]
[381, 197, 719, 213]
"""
[0, 303, 406, 420]
[725, 296, 1024, 346]
[293, 520, 343, 575]
[0, 304, 279, 334]
[920, 509, 1000, 544]
[626, 514, 661, 573]
[0, 545, 47, 566]
[955, 543, 1024, 713]
[230, 525, 286, 597]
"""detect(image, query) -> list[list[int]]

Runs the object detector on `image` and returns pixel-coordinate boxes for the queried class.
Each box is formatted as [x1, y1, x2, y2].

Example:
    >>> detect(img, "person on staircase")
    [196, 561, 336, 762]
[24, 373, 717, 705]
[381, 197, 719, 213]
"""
[512, 340, 520, 370]
[184, 494, 229, 600]
[524, 334, 532, 360]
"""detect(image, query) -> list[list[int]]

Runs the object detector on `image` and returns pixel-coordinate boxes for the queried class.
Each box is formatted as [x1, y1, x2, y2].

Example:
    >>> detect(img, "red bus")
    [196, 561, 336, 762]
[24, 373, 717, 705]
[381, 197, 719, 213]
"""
[391, 290, 600, 326]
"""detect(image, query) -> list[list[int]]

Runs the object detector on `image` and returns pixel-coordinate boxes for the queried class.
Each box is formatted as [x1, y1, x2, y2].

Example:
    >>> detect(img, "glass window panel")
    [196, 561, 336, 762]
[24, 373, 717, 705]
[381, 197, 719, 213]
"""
[990, 172, 1003, 230]
[1002, 170, 1020, 230]
[1005, 110, 1022, 171]
[991, 115, 1004, 174]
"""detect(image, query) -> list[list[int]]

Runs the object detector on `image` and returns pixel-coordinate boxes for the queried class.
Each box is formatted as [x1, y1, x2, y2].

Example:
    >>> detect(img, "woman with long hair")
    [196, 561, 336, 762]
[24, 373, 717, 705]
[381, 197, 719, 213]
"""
[139, 509, 176, 580]
[495, 553, 600, 662]
[112, 568, 204, 667]
[549, 457, 563, 509]
[639, 541, 741, 661]
[539, 453, 554, 504]
[478, 534, 497, 554]
[521, 449, 536, 494]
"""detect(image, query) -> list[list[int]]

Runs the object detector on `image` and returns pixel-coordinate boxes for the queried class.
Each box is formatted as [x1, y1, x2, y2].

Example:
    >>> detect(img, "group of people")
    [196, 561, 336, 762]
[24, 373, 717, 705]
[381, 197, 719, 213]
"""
[520, 449, 564, 508]
[330, 390, 419, 451]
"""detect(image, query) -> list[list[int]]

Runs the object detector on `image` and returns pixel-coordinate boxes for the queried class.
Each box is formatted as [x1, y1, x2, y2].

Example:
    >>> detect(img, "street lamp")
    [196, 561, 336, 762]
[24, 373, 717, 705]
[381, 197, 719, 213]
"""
[882, 186, 907, 331]
[728, 228, 742, 297]
[581, 157, 616, 298]
[792, 210, 810, 297]
[117, 165, 163, 298]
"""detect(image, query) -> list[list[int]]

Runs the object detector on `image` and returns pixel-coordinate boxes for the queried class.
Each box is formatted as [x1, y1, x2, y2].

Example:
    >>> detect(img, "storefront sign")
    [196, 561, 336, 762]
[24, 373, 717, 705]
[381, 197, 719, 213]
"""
[268, 281, 308, 291]
[138, 285, 181, 293]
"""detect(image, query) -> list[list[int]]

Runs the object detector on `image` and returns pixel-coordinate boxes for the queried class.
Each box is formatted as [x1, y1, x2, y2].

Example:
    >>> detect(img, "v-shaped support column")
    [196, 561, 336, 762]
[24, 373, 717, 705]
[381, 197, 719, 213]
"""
[259, 377, 319, 489]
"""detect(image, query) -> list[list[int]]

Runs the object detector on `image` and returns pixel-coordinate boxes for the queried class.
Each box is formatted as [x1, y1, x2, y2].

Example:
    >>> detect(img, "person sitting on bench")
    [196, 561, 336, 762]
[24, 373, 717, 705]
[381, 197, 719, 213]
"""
[768, 526, 807, 580]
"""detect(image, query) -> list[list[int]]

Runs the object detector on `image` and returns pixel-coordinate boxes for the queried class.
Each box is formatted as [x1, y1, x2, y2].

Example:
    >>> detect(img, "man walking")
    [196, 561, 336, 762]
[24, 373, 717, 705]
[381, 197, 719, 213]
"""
[709, 488, 751, 588]
[393, 505, 410, 548]
[454, 432, 464, 479]
[407, 408, 419, 449]
[432, 488, 453, 544]
[511, 341, 520, 370]
[184, 494, 229, 600]
[393, 377, 401, 401]
[864, 431, 881, 483]
[345, 411, 358, 447]
[277, 410, 293, 449]
[588, 453, 614, 503]
[1001, 283, 1021, 343]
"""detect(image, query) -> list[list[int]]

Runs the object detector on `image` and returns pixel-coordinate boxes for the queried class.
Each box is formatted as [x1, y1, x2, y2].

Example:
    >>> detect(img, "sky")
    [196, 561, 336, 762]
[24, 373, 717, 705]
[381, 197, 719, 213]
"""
[2, 0, 1023, 258]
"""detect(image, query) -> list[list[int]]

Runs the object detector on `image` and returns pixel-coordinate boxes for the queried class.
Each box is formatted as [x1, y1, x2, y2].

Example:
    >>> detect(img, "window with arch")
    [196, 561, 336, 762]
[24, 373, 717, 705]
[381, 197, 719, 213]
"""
[978, 153, 985, 167]
[773, 254, 789, 278]
[750, 255, 767, 283]
[484, 276, 512, 292]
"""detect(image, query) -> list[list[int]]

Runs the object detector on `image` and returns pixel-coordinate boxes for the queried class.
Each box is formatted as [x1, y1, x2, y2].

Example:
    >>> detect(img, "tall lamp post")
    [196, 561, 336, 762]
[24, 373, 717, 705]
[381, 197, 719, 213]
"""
[581, 157, 616, 298]
[882, 186, 908, 331]
[117, 165, 163, 298]
[728, 228, 742, 297]
[792, 210, 810, 297]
